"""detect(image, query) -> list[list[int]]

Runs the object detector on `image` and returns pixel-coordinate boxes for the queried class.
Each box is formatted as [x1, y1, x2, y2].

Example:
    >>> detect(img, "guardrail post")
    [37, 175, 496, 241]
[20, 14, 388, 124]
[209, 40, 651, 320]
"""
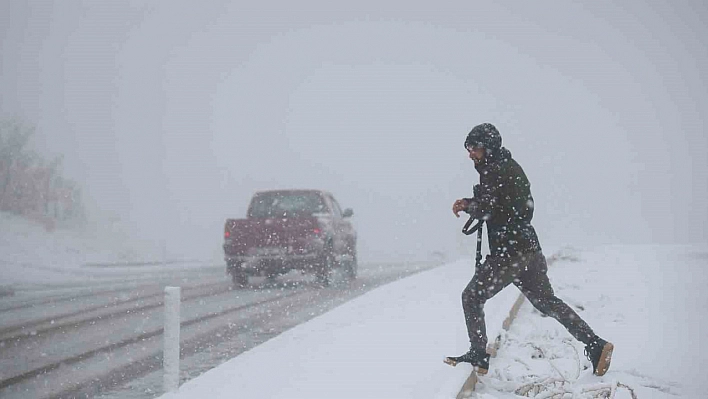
[164, 286, 181, 392]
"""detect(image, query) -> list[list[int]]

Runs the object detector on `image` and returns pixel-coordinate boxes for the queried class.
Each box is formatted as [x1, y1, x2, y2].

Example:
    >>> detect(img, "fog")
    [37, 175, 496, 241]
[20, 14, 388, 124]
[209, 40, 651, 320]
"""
[2, 0, 706, 262]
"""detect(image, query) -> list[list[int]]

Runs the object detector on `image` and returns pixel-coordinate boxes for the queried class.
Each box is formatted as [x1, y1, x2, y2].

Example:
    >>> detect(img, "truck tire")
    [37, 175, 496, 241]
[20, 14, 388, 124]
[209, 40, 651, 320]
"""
[343, 252, 357, 280]
[315, 250, 334, 287]
[228, 261, 248, 288]
[232, 271, 248, 288]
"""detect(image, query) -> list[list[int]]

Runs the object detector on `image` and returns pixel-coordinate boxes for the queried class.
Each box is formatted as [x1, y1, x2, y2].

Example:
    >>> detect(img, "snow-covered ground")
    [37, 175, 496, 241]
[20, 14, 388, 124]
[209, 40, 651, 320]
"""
[158, 244, 707, 399]
[2, 213, 706, 398]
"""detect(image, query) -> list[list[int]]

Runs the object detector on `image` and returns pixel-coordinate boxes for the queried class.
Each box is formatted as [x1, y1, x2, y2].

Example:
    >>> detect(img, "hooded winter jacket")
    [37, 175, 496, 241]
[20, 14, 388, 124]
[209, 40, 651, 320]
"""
[464, 147, 542, 258]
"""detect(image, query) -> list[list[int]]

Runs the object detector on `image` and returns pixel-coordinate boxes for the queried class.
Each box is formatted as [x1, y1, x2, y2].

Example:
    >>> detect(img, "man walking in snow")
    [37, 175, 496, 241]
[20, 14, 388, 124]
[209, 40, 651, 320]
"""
[448, 123, 614, 376]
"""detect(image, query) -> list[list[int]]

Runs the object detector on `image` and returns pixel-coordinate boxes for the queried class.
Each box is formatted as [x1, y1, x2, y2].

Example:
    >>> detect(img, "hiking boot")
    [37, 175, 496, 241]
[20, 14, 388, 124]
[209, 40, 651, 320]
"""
[584, 337, 614, 376]
[444, 347, 490, 375]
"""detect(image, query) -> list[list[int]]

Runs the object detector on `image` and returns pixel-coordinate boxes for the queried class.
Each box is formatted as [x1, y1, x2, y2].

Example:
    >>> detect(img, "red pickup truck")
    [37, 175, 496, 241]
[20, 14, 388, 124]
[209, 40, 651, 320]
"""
[223, 189, 357, 287]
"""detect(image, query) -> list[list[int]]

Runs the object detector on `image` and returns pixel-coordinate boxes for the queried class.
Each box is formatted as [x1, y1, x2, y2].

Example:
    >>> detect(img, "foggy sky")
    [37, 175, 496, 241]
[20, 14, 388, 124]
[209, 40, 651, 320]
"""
[2, 0, 706, 261]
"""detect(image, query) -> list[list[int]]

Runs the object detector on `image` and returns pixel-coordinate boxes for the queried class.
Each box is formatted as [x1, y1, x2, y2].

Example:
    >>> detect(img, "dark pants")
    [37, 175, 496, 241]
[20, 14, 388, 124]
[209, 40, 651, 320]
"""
[461, 251, 595, 350]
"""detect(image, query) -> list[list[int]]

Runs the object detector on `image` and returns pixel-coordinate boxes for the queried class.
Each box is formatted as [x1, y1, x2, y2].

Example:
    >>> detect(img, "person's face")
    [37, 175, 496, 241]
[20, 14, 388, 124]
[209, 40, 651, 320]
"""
[467, 146, 485, 164]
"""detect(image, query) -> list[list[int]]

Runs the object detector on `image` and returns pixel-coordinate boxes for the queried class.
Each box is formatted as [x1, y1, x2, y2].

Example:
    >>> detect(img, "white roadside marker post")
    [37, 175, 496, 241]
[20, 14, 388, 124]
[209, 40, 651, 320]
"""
[164, 286, 181, 393]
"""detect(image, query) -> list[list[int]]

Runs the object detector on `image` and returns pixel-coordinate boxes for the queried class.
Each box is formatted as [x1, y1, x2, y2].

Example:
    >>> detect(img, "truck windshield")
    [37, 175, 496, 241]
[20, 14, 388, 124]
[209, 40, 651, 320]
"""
[249, 192, 326, 218]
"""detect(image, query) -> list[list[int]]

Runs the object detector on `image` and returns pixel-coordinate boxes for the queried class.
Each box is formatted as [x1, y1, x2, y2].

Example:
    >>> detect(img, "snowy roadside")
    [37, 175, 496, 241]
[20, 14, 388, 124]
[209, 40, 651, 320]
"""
[483, 244, 707, 398]
[158, 244, 707, 399]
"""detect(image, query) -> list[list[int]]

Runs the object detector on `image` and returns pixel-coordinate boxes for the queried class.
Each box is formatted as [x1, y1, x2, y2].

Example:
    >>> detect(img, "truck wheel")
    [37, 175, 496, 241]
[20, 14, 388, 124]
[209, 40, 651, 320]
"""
[232, 271, 248, 288]
[315, 251, 334, 287]
[228, 262, 248, 288]
[343, 252, 358, 280]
